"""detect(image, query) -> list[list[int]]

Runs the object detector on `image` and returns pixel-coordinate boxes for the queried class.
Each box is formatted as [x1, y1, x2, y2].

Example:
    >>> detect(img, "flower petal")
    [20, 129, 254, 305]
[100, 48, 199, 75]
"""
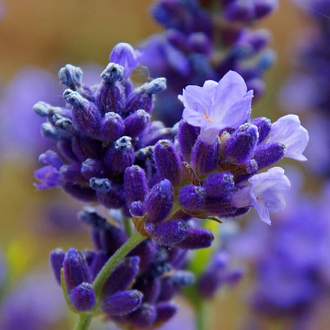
[211, 71, 248, 121]
[220, 90, 253, 129]
[268, 115, 309, 161]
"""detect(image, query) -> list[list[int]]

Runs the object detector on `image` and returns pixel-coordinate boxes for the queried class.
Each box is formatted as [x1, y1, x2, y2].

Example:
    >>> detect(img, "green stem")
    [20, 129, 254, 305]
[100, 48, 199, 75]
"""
[73, 313, 92, 330]
[123, 216, 134, 237]
[92, 231, 145, 296]
[196, 301, 206, 330]
[73, 232, 146, 330]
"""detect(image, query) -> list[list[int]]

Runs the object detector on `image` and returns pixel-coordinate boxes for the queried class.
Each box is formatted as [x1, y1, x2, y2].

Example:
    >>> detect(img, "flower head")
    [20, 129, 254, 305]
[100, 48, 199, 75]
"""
[179, 71, 253, 144]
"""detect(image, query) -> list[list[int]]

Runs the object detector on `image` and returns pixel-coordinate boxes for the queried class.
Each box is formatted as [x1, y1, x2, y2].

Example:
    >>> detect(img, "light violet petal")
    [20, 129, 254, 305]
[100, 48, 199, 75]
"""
[258, 188, 287, 213]
[211, 71, 248, 120]
[182, 85, 210, 112]
[251, 198, 271, 225]
[268, 115, 309, 161]
[231, 186, 251, 208]
[219, 90, 253, 128]
[182, 108, 206, 128]
[200, 126, 221, 145]
[249, 167, 290, 196]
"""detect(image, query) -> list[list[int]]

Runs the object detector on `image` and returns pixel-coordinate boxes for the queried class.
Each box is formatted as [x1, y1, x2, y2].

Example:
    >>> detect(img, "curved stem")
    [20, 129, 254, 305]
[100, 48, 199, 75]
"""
[73, 313, 92, 330]
[123, 216, 134, 237]
[73, 232, 146, 330]
[92, 231, 145, 296]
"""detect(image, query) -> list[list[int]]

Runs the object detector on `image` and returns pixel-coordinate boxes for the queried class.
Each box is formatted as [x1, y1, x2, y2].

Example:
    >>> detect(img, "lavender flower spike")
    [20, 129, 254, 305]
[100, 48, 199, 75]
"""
[232, 167, 291, 225]
[267, 114, 309, 161]
[179, 71, 253, 144]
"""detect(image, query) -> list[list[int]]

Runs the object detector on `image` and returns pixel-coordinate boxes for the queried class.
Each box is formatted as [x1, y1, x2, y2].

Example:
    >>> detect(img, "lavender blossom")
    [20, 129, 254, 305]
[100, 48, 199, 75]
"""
[180, 71, 253, 144]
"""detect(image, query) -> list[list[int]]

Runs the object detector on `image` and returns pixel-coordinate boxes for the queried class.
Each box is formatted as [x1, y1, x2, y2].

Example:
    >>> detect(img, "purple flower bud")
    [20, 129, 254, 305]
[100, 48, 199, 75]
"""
[176, 228, 214, 250]
[191, 137, 220, 176]
[224, 1, 254, 22]
[124, 165, 149, 206]
[197, 251, 230, 299]
[145, 220, 188, 248]
[58, 139, 80, 163]
[41, 122, 60, 140]
[155, 302, 178, 325]
[142, 127, 173, 147]
[223, 124, 259, 164]
[179, 185, 206, 211]
[130, 201, 145, 217]
[81, 158, 107, 180]
[187, 32, 212, 55]
[71, 135, 102, 161]
[63, 183, 98, 202]
[49, 249, 65, 285]
[33, 101, 52, 116]
[128, 303, 157, 329]
[90, 177, 111, 193]
[63, 248, 90, 293]
[83, 250, 96, 267]
[77, 208, 108, 230]
[144, 179, 174, 224]
[59, 163, 86, 183]
[154, 140, 182, 185]
[171, 270, 195, 287]
[167, 248, 188, 269]
[102, 257, 140, 297]
[110, 42, 142, 77]
[99, 112, 125, 141]
[251, 117, 271, 144]
[53, 114, 76, 138]
[129, 239, 157, 274]
[124, 109, 150, 138]
[96, 63, 126, 115]
[125, 78, 166, 115]
[58, 64, 82, 88]
[103, 136, 135, 175]
[101, 290, 143, 317]
[90, 229, 102, 250]
[89, 251, 108, 281]
[99, 224, 128, 256]
[158, 277, 175, 301]
[254, 142, 286, 170]
[34, 165, 62, 190]
[63, 89, 101, 139]
[166, 29, 189, 51]
[225, 268, 245, 286]
[135, 276, 161, 304]
[203, 173, 234, 198]
[145, 78, 167, 94]
[177, 120, 199, 162]
[255, 0, 278, 20]
[70, 283, 96, 312]
[96, 182, 125, 208]
[39, 150, 63, 170]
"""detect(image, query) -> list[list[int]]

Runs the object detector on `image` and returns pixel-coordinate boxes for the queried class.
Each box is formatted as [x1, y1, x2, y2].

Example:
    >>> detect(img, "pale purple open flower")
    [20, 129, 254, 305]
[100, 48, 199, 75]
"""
[232, 167, 291, 225]
[267, 114, 309, 161]
[179, 71, 253, 144]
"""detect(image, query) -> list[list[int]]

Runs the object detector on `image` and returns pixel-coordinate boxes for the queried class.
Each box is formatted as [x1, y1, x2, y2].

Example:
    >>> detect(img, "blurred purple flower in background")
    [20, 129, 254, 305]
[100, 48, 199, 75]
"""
[279, 0, 330, 175]
[0, 270, 66, 330]
[140, 0, 278, 125]
[230, 170, 330, 327]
